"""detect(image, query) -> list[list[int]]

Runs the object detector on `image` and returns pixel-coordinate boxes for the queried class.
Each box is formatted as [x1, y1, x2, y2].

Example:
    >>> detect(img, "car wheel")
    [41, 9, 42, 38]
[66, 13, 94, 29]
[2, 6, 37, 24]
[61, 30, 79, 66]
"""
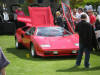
[30, 44, 37, 57]
[15, 38, 22, 49]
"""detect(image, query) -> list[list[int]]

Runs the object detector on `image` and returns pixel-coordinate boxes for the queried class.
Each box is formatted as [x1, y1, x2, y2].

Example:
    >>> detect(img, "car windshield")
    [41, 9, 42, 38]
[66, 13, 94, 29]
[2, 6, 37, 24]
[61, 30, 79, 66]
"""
[36, 27, 72, 37]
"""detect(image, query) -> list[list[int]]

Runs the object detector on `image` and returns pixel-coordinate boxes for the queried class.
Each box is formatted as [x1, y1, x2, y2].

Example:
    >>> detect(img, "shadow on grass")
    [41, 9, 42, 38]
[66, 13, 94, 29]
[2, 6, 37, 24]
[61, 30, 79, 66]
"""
[6, 48, 76, 61]
[91, 51, 100, 56]
[56, 66, 100, 72]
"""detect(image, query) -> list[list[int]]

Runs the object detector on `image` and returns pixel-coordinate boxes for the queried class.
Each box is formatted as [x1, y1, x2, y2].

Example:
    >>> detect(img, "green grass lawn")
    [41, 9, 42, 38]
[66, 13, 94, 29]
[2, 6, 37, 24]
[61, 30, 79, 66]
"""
[0, 35, 100, 75]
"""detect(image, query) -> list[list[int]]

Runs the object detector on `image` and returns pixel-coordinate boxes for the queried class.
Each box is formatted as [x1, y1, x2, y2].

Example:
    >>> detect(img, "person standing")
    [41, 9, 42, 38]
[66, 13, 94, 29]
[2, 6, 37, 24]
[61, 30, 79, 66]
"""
[72, 8, 79, 24]
[0, 6, 3, 22]
[3, 10, 9, 22]
[55, 11, 64, 27]
[87, 10, 96, 29]
[75, 14, 97, 68]
[77, 8, 90, 23]
[0, 48, 10, 75]
[15, 7, 25, 16]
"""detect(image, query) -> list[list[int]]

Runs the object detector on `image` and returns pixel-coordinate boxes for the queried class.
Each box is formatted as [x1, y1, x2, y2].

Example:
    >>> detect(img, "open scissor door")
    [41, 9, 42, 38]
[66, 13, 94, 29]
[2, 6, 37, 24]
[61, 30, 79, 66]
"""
[61, 1, 75, 33]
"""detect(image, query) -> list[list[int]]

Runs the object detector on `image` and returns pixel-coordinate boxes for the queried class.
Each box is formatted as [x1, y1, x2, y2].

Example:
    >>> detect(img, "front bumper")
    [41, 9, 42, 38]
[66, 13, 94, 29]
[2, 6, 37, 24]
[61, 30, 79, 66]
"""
[37, 49, 79, 57]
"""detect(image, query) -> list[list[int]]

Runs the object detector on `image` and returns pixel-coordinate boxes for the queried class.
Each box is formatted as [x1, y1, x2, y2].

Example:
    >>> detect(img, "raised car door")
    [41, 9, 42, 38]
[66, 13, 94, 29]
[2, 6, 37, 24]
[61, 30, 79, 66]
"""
[61, 0, 75, 33]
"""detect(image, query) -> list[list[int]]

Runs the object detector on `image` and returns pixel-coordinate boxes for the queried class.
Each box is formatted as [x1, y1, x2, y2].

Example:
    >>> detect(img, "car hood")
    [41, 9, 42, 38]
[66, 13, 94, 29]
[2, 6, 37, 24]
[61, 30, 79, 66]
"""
[34, 34, 79, 50]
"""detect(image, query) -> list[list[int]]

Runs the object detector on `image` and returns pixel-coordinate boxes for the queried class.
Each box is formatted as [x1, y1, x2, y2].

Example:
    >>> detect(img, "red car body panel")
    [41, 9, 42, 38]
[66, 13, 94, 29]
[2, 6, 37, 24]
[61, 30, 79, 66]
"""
[28, 6, 54, 26]
[16, 26, 79, 57]
[16, 2, 79, 57]
[17, 16, 31, 23]
[35, 35, 78, 50]
[17, 6, 54, 26]
[33, 32, 79, 56]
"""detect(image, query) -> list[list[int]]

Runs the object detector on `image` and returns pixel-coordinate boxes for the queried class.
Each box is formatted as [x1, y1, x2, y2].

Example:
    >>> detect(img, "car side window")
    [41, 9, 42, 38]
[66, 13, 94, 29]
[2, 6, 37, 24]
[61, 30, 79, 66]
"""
[26, 27, 35, 35]
[22, 26, 30, 31]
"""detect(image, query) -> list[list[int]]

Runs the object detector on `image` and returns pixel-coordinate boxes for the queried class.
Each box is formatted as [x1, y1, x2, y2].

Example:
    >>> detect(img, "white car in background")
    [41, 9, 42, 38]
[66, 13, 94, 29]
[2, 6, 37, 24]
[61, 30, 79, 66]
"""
[95, 30, 100, 49]
[95, 15, 100, 49]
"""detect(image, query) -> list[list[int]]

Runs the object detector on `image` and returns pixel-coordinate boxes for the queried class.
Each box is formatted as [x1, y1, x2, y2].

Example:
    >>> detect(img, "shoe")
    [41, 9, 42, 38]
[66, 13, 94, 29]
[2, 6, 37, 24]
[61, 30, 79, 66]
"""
[85, 66, 91, 69]
[73, 65, 80, 68]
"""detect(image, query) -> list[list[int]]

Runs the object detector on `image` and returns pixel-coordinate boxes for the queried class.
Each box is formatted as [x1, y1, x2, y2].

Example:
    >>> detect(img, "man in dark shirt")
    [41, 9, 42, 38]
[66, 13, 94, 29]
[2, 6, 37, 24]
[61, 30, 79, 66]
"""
[75, 14, 97, 68]
[0, 48, 10, 75]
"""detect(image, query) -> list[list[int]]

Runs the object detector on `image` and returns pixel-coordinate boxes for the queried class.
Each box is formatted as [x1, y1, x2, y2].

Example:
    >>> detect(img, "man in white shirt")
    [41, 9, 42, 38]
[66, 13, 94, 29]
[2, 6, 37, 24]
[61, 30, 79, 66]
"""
[72, 8, 80, 24]
[77, 8, 90, 23]
[3, 11, 9, 21]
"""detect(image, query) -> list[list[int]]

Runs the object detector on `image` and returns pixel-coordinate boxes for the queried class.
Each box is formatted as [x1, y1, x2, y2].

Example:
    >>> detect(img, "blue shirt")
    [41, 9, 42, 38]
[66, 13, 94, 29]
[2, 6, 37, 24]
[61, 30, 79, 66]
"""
[0, 48, 10, 70]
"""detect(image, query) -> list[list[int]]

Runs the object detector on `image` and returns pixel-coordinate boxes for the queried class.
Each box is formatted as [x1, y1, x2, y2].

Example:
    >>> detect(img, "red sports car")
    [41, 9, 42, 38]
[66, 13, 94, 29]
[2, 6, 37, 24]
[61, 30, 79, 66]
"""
[15, 2, 79, 57]
[15, 25, 79, 57]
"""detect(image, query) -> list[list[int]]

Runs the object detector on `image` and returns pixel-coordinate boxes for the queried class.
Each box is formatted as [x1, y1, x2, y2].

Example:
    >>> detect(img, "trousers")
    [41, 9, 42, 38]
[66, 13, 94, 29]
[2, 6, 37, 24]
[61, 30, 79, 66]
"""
[76, 43, 91, 67]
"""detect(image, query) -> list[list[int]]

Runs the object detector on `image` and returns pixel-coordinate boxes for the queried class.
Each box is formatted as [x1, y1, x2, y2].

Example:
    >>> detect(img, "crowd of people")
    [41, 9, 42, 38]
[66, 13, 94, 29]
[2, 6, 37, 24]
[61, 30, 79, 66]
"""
[72, 7, 100, 30]
[55, 3, 100, 31]
[0, 6, 25, 23]
[55, 5, 100, 32]
[71, 6, 99, 68]
[0, 4, 100, 75]
[54, 5, 100, 69]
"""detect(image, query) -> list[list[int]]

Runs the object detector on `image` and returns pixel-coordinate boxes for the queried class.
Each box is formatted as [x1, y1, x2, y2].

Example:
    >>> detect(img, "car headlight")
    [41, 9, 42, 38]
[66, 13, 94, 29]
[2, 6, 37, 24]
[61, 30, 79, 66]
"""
[53, 51, 58, 54]
[74, 43, 79, 46]
[40, 44, 51, 47]
[72, 50, 77, 53]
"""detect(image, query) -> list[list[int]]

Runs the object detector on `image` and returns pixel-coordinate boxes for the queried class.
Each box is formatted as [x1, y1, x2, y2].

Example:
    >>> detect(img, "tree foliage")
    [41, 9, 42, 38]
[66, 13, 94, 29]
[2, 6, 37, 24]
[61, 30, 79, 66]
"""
[70, 0, 100, 9]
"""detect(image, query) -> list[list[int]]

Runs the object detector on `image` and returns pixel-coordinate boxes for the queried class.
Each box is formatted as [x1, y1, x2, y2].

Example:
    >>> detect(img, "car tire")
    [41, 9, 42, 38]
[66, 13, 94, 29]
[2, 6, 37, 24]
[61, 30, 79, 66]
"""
[30, 43, 37, 57]
[15, 38, 23, 49]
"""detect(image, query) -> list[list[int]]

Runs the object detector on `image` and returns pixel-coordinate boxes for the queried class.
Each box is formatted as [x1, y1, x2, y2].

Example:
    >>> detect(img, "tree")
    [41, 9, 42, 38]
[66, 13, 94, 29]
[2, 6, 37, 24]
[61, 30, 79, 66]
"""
[70, 0, 84, 8]
[70, 0, 100, 9]
[26, 0, 33, 3]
